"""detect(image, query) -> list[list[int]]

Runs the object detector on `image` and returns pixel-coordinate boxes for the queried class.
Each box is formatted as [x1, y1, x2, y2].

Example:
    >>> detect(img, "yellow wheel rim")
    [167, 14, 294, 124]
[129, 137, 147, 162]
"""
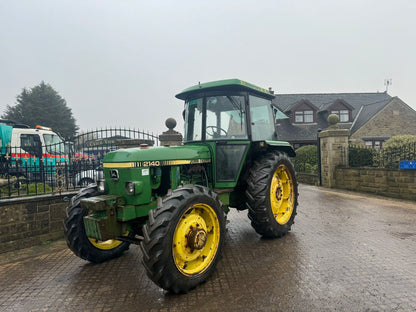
[88, 237, 123, 250]
[270, 164, 294, 225]
[172, 203, 220, 276]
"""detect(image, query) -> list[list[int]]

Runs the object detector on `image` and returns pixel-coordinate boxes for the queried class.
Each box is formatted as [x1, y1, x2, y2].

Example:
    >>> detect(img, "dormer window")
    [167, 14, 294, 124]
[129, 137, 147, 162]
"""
[325, 99, 353, 123]
[295, 110, 314, 123]
[285, 99, 318, 124]
[331, 110, 350, 122]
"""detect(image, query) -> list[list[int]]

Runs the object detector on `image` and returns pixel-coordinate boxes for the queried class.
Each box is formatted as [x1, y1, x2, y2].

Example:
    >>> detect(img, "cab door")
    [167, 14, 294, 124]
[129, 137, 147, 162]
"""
[215, 142, 249, 184]
[204, 94, 250, 187]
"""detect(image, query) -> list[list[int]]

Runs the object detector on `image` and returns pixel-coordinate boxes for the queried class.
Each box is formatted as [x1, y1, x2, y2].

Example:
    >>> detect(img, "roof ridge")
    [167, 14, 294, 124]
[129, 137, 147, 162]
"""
[361, 98, 392, 107]
[277, 91, 392, 96]
[350, 106, 363, 131]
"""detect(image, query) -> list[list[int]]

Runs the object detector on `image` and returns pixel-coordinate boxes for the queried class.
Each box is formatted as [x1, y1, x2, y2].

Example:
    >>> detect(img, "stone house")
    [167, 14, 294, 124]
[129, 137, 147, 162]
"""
[272, 92, 416, 149]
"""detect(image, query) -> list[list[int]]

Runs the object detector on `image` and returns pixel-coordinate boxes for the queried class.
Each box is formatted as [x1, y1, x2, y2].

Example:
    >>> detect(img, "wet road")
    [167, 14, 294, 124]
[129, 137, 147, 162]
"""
[1, 184, 416, 312]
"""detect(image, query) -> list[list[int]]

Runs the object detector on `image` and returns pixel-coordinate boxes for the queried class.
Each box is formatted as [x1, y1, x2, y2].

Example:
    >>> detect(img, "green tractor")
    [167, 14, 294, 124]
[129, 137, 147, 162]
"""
[64, 79, 298, 293]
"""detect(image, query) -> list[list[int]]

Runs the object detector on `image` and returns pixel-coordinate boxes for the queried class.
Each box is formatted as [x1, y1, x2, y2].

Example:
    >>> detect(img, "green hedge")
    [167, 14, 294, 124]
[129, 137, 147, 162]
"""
[294, 145, 318, 173]
[1, 182, 52, 198]
[383, 135, 416, 149]
[349, 146, 375, 167]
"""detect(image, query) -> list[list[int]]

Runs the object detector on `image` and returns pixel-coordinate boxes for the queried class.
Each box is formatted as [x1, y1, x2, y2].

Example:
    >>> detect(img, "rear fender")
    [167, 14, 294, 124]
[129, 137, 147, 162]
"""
[265, 141, 296, 157]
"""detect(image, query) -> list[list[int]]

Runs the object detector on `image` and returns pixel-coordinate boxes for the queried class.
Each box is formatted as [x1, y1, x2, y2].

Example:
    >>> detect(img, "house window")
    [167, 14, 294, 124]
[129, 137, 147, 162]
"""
[295, 110, 313, 123]
[364, 140, 383, 151]
[331, 110, 350, 122]
[374, 141, 381, 151]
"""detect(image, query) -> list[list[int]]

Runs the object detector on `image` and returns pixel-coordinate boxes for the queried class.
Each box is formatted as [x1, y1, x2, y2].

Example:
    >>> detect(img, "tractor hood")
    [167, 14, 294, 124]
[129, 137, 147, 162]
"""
[103, 145, 211, 168]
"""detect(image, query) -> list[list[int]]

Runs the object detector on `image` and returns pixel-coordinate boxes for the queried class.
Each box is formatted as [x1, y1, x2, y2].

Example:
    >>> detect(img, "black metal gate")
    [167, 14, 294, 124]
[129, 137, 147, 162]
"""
[0, 128, 159, 198]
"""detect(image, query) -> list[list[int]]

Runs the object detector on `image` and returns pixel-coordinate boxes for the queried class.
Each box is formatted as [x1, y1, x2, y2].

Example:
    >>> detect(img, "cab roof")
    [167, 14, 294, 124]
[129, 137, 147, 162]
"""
[175, 79, 275, 101]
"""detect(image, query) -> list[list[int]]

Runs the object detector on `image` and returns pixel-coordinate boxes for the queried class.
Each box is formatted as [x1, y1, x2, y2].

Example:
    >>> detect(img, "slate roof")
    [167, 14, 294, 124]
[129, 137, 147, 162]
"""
[273, 92, 392, 119]
[317, 98, 354, 112]
[273, 92, 393, 143]
[276, 119, 320, 142]
[350, 98, 392, 134]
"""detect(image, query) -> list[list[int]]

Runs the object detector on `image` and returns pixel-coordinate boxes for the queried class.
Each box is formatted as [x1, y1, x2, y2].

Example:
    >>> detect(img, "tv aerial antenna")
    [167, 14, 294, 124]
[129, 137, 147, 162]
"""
[384, 79, 392, 93]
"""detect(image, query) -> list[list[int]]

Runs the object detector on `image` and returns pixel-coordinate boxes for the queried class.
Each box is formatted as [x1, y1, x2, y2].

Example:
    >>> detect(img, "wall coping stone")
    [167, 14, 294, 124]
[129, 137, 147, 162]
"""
[319, 128, 350, 138]
[0, 191, 78, 206]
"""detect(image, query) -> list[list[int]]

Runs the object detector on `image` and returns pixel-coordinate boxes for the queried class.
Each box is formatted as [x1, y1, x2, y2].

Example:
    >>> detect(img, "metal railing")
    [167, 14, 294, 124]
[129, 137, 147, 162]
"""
[348, 143, 416, 168]
[0, 128, 159, 198]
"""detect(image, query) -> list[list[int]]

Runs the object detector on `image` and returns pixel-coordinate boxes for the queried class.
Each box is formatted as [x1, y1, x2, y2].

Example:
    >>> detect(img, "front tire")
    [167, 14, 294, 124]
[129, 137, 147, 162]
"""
[246, 151, 298, 238]
[140, 185, 225, 294]
[64, 195, 131, 263]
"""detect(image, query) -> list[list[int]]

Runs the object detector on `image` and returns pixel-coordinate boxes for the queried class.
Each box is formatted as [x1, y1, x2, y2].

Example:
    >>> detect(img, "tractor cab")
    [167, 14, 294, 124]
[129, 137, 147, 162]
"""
[176, 79, 278, 143]
[176, 79, 292, 186]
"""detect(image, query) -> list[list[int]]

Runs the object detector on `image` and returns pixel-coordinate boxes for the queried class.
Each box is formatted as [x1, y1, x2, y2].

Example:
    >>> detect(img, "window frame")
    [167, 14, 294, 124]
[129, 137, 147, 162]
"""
[364, 140, 384, 151]
[183, 92, 249, 143]
[294, 110, 314, 124]
[330, 109, 351, 123]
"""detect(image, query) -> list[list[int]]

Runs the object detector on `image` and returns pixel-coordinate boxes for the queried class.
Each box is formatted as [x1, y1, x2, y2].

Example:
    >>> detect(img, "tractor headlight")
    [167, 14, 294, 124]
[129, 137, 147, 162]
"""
[125, 182, 135, 195]
[97, 180, 106, 193]
[97, 170, 106, 193]
[125, 181, 143, 195]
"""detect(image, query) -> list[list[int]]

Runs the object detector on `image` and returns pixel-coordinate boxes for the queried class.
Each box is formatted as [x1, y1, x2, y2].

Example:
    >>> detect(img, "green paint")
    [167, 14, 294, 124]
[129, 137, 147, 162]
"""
[175, 79, 275, 100]
[118, 201, 158, 220]
[83, 79, 295, 242]
[170, 166, 180, 190]
[103, 168, 152, 206]
[83, 211, 106, 240]
[218, 193, 230, 206]
[104, 145, 211, 163]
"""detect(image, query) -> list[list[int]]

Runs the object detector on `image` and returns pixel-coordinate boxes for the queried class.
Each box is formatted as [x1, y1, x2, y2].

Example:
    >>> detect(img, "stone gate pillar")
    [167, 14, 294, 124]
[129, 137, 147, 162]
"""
[319, 114, 350, 188]
[159, 118, 183, 146]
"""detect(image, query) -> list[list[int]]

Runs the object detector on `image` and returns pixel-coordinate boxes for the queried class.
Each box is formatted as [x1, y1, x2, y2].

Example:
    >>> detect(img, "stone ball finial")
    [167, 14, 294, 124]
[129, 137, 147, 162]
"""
[327, 114, 340, 127]
[165, 118, 177, 130]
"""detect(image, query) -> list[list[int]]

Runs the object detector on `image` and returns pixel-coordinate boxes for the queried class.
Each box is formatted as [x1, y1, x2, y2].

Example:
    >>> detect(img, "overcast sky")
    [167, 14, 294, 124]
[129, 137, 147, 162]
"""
[1, 0, 415, 135]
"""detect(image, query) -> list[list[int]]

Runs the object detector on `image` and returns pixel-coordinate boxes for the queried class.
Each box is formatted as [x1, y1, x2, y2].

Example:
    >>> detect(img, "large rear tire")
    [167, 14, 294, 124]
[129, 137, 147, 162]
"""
[64, 192, 131, 263]
[246, 151, 298, 238]
[141, 185, 225, 294]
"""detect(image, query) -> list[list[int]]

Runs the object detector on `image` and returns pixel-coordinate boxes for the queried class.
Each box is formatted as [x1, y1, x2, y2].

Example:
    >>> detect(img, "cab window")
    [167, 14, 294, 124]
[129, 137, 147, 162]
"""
[205, 95, 247, 140]
[249, 96, 275, 141]
[184, 98, 203, 142]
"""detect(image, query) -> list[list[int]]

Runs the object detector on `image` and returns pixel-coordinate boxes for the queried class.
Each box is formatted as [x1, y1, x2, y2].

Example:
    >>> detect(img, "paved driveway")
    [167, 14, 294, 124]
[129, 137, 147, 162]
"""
[1, 184, 416, 312]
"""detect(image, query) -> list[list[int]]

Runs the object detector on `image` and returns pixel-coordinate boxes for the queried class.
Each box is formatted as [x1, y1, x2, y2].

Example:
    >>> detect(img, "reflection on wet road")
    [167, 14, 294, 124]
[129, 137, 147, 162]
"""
[1, 184, 416, 311]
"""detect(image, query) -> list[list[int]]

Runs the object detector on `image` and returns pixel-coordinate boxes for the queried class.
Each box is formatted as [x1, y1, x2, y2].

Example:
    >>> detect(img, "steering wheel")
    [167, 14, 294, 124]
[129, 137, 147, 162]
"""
[206, 126, 227, 137]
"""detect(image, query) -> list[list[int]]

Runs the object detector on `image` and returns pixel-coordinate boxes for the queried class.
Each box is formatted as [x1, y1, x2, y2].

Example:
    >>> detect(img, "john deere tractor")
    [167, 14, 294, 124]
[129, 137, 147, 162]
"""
[64, 79, 298, 293]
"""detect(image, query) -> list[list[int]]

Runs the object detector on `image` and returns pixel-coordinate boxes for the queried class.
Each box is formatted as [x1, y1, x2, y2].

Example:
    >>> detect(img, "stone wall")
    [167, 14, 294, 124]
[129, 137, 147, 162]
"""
[334, 167, 416, 200]
[297, 172, 319, 185]
[0, 193, 76, 253]
[319, 114, 416, 201]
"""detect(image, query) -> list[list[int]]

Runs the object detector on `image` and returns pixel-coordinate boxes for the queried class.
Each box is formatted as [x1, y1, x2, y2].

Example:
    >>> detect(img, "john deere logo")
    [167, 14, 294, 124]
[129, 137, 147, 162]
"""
[110, 169, 119, 181]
